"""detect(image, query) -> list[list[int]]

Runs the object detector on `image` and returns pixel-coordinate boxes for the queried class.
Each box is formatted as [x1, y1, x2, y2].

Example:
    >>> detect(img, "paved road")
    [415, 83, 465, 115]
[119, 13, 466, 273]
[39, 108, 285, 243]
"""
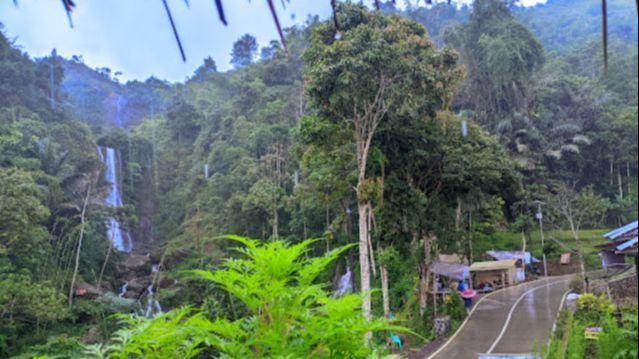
[430, 275, 572, 359]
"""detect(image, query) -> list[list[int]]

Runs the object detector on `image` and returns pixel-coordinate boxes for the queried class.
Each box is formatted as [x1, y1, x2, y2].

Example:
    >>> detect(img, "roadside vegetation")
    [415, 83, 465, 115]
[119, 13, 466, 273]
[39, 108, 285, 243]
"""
[543, 294, 638, 359]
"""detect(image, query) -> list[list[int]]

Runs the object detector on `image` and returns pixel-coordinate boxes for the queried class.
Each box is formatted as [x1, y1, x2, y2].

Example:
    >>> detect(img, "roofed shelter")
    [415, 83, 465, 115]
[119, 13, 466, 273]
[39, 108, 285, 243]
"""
[597, 221, 638, 270]
[470, 259, 519, 289]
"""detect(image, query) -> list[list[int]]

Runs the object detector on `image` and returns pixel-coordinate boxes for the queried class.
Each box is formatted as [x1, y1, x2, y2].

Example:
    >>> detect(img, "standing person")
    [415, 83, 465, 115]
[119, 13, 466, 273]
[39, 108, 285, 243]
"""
[457, 280, 465, 292]
[461, 287, 477, 318]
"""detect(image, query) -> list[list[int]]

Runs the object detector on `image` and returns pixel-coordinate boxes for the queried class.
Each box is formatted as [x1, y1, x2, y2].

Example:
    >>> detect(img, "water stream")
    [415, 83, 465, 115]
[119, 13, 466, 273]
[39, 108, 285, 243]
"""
[335, 267, 352, 297]
[145, 264, 162, 317]
[118, 282, 129, 298]
[98, 146, 133, 252]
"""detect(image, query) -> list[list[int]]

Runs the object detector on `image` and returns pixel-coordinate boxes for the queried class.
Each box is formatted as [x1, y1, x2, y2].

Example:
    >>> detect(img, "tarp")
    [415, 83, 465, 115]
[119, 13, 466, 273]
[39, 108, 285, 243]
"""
[486, 251, 540, 265]
[470, 259, 518, 271]
[430, 261, 469, 280]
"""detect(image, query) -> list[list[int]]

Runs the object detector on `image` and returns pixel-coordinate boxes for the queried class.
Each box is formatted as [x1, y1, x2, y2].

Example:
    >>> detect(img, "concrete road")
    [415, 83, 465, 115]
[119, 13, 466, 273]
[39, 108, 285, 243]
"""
[429, 275, 572, 359]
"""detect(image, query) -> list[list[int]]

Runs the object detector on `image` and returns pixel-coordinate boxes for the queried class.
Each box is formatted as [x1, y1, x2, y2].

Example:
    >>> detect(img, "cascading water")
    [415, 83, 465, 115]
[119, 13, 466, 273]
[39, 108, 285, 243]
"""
[99, 146, 133, 253]
[145, 264, 162, 317]
[115, 95, 126, 127]
[118, 282, 129, 298]
[335, 267, 352, 298]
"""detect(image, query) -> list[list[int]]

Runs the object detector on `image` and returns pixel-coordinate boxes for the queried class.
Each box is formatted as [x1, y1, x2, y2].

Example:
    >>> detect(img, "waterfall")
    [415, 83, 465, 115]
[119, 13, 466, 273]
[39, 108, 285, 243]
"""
[118, 281, 129, 298]
[115, 95, 126, 127]
[99, 146, 133, 252]
[335, 267, 352, 298]
[145, 264, 162, 317]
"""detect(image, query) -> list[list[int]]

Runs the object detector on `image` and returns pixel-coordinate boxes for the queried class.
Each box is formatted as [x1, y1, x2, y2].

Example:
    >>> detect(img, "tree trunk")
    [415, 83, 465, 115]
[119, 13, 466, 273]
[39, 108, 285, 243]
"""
[68, 178, 92, 306]
[358, 202, 372, 322]
[610, 158, 614, 186]
[618, 164, 624, 199]
[568, 218, 587, 292]
[367, 203, 377, 277]
[272, 203, 279, 240]
[419, 232, 433, 317]
[419, 266, 429, 317]
[626, 161, 631, 196]
[97, 237, 113, 293]
[380, 265, 390, 319]
[455, 196, 463, 230]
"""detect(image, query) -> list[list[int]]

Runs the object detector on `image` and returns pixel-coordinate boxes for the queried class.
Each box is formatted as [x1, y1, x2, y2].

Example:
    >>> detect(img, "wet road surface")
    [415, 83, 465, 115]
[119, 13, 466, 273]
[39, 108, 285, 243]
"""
[429, 275, 572, 359]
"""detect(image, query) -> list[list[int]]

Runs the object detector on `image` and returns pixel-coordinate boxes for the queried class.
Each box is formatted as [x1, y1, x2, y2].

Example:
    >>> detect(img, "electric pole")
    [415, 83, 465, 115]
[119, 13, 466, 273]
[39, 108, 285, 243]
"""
[536, 203, 548, 277]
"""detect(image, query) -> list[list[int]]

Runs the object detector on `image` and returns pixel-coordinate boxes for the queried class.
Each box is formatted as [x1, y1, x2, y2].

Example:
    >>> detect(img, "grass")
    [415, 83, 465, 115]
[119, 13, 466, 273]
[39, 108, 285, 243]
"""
[472, 228, 610, 271]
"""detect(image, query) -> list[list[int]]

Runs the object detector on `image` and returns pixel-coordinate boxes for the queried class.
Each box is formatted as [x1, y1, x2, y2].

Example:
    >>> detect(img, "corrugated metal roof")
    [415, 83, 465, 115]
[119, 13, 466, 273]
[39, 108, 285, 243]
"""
[470, 259, 518, 271]
[486, 250, 540, 264]
[616, 237, 638, 251]
[603, 221, 638, 240]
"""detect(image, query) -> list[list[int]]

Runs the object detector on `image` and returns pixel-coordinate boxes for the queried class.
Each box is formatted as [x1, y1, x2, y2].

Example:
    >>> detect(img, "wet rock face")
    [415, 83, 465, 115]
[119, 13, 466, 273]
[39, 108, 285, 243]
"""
[118, 254, 151, 276]
[124, 277, 151, 298]
[113, 253, 154, 299]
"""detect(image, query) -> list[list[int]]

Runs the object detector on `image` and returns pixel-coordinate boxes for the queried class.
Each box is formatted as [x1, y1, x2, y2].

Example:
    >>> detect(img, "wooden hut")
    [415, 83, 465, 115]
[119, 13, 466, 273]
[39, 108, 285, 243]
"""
[469, 259, 519, 289]
[597, 221, 638, 271]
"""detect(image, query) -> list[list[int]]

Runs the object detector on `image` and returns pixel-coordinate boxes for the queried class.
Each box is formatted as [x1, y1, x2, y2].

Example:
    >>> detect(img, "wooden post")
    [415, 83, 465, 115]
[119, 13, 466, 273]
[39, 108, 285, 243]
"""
[433, 272, 438, 318]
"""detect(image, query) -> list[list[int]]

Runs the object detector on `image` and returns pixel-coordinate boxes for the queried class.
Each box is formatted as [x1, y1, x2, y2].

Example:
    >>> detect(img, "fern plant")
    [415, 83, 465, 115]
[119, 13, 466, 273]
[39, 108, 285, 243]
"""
[90, 237, 406, 358]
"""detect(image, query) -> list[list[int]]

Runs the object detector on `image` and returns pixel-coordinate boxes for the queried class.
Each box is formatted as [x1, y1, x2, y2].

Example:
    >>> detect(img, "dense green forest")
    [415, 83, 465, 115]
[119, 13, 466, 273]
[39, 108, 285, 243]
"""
[1, 0, 637, 357]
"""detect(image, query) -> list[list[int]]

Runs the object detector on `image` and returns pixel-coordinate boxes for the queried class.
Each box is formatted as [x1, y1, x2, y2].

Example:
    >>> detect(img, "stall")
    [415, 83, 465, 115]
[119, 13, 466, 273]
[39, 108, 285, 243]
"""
[597, 221, 638, 270]
[485, 251, 539, 280]
[469, 259, 519, 289]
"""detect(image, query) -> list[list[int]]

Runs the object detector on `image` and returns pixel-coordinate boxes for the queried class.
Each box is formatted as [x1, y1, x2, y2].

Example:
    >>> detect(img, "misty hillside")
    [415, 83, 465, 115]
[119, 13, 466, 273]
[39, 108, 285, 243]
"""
[59, 0, 638, 128]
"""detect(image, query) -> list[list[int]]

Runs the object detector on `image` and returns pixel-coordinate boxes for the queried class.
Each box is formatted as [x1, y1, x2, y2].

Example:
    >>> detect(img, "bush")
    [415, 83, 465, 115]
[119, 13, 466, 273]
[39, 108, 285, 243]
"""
[91, 237, 408, 358]
[597, 309, 638, 359]
[574, 293, 614, 327]
[568, 276, 583, 294]
[440, 292, 466, 322]
[564, 318, 586, 359]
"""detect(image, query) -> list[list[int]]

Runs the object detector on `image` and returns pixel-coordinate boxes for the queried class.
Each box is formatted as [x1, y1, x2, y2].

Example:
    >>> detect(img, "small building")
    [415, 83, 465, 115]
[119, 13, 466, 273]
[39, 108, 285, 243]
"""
[470, 259, 520, 289]
[429, 254, 470, 294]
[597, 221, 638, 270]
[484, 250, 540, 280]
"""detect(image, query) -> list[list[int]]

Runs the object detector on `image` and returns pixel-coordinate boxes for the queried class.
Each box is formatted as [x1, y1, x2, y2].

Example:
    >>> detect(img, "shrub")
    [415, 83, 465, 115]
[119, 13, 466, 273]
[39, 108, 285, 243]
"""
[568, 276, 583, 294]
[574, 293, 614, 327]
[564, 318, 586, 359]
[91, 237, 407, 358]
[440, 292, 466, 322]
[597, 310, 638, 359]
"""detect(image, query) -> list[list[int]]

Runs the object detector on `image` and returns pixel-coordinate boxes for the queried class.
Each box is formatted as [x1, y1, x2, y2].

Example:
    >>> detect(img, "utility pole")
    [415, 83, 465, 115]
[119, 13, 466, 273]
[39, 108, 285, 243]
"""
[536, 203, 548, 277]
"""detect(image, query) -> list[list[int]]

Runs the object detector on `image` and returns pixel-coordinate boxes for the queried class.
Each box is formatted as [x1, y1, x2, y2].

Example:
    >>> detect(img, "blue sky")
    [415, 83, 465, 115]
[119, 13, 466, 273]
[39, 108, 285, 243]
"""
[0, 0, 544, 83]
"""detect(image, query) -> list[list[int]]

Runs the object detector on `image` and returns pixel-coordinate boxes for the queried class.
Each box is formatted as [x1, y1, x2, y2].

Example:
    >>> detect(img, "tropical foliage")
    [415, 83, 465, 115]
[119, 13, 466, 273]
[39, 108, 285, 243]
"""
[0, 0, 637, 356]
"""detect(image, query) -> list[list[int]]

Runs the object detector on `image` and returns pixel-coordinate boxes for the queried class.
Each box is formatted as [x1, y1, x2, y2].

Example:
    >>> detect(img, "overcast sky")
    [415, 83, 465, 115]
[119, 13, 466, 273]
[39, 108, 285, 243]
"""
[0, 0, 545, 83]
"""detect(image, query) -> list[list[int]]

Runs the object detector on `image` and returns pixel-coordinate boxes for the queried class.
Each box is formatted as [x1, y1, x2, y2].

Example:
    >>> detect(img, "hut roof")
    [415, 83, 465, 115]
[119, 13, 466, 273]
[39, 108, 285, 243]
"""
[603, 221, 638, 240]
[486, 250, 540, 264]
[470, 259, 518, 271]
[430, 261, 469, 280]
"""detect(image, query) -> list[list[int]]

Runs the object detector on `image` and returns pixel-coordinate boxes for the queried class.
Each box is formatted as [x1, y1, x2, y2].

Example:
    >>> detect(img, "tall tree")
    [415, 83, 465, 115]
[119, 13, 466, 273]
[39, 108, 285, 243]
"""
[230, 34, 258, 68]
[303, 3, 461, 321]
[445, 0, 544, 126]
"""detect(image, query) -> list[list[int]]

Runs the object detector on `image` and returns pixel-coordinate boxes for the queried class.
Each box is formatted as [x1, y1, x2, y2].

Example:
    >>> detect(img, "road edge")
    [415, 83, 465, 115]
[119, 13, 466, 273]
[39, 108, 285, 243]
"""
[426, 275, 571, 359]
